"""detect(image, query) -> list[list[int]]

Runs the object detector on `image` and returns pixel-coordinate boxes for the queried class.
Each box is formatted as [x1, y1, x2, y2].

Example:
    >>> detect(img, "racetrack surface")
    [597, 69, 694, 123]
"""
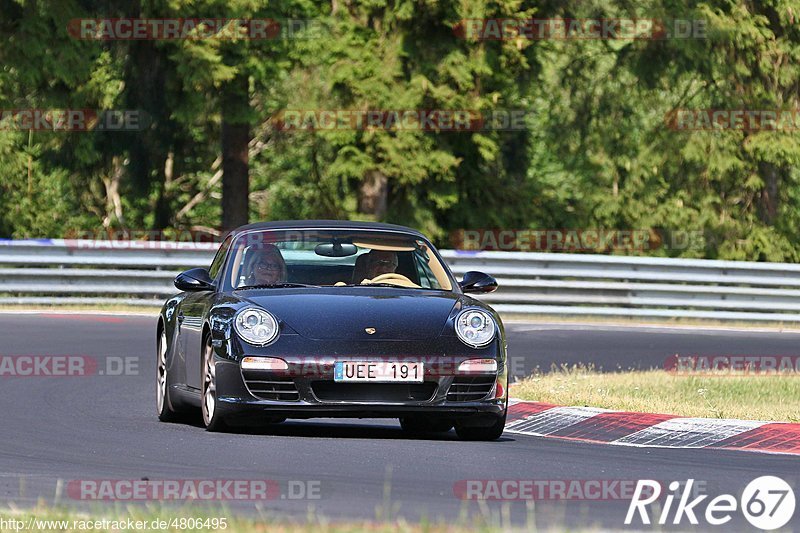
[0, 314, 798, 530]
[505, 322, 800, 377]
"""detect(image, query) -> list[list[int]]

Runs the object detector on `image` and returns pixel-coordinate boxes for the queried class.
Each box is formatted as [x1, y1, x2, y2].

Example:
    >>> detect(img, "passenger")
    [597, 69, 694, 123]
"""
[244, 244, 288, 286]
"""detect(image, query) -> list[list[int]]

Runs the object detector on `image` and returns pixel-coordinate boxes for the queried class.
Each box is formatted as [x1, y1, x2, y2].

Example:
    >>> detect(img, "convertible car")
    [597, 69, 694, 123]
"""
[157, 220, 508, 440]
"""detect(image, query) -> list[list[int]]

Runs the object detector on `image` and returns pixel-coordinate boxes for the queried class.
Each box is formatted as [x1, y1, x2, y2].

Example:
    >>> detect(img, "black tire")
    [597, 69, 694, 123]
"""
[455, 412, 507, 441]
[399, 416, 454, 435]
[157, 329, 182, 422]
[201, 335, 228, 432]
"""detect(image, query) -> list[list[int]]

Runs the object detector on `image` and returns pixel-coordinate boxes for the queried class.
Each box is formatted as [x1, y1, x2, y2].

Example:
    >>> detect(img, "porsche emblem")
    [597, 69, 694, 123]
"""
[364, 327, 376, 335]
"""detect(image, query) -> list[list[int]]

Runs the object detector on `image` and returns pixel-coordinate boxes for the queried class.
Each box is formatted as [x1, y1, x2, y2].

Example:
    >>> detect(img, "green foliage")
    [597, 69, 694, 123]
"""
[1, 0, 799, 260]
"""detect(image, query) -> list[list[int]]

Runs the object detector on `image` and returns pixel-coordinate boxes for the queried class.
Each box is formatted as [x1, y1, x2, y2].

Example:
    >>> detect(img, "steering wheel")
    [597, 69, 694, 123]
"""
[366, 272, 419, 287]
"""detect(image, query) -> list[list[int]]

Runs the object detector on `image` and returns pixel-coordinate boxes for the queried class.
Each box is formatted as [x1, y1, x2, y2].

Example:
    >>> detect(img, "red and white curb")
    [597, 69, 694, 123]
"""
[506, 400, 800, 455]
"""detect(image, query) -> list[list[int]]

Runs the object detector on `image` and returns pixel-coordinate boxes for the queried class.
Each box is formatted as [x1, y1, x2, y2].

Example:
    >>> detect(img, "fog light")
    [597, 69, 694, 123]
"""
[241, 357, 288, 371]
[457, 358, 498, 374]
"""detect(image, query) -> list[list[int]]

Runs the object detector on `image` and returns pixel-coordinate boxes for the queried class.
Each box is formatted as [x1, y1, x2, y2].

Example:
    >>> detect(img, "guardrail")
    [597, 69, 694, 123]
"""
[1, 239, 800, 322]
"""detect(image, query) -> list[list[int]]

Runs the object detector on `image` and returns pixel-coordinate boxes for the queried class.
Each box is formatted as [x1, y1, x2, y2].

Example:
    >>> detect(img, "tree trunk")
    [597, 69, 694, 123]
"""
[102, 155, 125, 229]
[221, 72, 251, 231]
[126, 38, 171, 229]
[757, 162, 781, 225]
[358, 169, 388, 219]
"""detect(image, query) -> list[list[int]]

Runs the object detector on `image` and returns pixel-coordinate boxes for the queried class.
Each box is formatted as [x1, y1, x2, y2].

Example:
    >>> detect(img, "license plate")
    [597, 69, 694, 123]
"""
[334, 361, 424, 383]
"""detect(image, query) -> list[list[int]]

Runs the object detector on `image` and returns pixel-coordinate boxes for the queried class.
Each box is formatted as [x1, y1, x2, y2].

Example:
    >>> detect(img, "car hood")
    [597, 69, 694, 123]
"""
[238, 288, 462, 340]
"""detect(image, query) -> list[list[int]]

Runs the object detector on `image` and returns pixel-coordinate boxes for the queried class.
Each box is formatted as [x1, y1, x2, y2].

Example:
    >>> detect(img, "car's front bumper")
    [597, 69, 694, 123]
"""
[216, 398, 506, 423]
[213, 353, 507, 422]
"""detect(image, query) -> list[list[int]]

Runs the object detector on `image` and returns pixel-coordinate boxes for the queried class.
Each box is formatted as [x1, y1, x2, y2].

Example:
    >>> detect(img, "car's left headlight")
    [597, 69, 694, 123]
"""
[234, 307, 280, 346]
[455, 309, 496, 348]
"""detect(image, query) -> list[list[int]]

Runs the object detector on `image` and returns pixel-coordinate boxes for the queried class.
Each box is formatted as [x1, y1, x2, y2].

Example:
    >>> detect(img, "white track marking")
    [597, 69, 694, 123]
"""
[612, 418, 767, 448]
[505, 406, 613, 435]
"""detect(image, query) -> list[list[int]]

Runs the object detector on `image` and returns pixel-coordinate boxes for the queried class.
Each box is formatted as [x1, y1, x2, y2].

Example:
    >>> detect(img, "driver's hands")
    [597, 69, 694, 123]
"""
[361, 273, 421, 288]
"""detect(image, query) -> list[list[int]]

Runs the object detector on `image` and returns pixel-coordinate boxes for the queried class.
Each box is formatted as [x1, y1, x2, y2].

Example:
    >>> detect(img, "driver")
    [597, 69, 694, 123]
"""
[244, 243, 288, 286]
[364, 250, 398, 280]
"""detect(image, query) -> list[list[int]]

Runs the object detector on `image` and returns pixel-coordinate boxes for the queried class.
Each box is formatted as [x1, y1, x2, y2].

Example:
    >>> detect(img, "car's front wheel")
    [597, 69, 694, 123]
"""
[201, 335, 228, 432]
[454, 412, 507, 441]
[157, 330, 181, 422]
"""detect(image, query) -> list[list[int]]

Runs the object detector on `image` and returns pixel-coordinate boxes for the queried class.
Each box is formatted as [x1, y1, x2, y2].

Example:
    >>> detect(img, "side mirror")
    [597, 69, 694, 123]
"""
[459, 271, 498, 294]
[174, 268, 215, 292]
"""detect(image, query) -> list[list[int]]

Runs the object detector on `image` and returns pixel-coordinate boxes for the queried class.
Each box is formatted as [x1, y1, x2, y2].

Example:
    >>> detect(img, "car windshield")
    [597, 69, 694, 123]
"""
[222, 229, 453, 292]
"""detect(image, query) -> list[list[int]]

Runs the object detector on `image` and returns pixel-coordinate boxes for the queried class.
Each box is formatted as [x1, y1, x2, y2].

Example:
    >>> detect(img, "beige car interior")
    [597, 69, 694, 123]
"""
[229, 239, 453, 290]
[343, 243, 453, 289]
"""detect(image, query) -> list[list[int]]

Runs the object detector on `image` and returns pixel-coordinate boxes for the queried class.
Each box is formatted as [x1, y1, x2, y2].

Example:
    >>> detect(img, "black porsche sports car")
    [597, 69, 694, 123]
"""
[157, 220, 508, 440]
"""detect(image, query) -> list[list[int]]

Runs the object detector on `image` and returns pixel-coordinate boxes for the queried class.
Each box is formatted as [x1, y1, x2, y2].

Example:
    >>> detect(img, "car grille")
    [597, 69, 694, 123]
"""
[310, 381, 437, 402]
[447, 376, 496, 402]
[242, 370, 300, 401]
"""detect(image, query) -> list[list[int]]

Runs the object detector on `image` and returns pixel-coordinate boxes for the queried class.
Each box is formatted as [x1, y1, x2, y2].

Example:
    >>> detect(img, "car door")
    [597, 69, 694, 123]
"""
[178, 236, 232, 390]
[178, 292, 210, 390]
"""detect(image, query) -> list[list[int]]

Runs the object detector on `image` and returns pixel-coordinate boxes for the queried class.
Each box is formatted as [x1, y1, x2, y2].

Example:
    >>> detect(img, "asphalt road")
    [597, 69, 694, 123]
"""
[0, 313, 798, 530]
[505, 322, 800, 377]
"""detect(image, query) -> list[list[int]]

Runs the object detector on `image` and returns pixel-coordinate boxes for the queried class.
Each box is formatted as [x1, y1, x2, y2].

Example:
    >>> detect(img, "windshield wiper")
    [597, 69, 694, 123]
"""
[235, 282, 319, 290]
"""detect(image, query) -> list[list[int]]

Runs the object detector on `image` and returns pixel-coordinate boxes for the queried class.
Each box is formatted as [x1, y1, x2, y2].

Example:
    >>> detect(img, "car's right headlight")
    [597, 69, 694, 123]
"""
[455, 309, 496, 348]
[234, 307, 279, 346]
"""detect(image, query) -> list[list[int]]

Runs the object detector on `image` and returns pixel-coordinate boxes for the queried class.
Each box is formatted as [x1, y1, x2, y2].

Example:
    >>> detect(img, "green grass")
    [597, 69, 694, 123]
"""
[0, 503, 593, 533]
[511, 365, 800, 422]
[0, 304, 158, 315]
[500, 313, 800, 330]
[2, 305, 799, 331]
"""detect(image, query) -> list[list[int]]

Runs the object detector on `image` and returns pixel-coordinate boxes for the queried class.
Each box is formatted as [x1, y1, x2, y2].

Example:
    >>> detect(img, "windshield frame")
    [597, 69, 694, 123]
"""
[220, 227, 460, 293]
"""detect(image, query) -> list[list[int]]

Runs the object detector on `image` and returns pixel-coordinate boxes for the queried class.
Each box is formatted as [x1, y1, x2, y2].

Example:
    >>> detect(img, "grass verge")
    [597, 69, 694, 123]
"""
[0, 504, 582, 533]
[500, 313, 800, 331]
[1, 305, 799, 331]
[511, 366, 800, 422]
[0, 304, 158, 315]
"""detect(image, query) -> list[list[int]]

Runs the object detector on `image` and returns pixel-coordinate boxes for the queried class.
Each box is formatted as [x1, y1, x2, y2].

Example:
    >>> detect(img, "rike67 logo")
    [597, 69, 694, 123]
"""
[626, 476, 795, 530]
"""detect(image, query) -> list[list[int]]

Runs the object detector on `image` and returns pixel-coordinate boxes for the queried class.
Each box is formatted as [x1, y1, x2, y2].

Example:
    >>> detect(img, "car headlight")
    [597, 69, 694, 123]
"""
[455, 309, 496, 348]
[234, 308, 279, 346]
